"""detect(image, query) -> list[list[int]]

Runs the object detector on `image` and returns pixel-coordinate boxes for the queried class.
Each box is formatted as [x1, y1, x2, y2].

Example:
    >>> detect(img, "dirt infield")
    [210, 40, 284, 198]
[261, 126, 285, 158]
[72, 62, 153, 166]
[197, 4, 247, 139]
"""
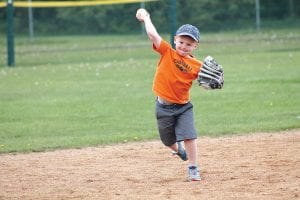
[1, 130, 299, 200]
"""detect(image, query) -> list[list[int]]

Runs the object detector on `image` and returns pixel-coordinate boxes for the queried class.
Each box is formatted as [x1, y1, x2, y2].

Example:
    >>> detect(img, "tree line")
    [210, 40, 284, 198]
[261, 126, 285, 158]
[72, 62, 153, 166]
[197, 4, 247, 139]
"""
[0, 0, 299, 35]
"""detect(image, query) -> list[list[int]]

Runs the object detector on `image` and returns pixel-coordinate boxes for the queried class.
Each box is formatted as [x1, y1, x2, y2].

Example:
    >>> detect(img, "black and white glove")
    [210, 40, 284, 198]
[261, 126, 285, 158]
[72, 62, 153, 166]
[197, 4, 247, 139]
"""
[197, 56, 224, 90]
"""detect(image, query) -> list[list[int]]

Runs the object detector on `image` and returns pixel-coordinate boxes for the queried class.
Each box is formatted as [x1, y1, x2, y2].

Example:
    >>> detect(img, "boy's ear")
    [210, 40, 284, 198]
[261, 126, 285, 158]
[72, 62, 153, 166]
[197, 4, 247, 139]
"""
[192, 40, 199, 48]
[173, 36, 177, 44]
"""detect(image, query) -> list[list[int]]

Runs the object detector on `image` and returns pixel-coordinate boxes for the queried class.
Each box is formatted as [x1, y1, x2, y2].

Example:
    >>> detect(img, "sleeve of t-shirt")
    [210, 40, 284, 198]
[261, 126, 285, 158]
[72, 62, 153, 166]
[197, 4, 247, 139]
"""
[152, 40, 171, 55]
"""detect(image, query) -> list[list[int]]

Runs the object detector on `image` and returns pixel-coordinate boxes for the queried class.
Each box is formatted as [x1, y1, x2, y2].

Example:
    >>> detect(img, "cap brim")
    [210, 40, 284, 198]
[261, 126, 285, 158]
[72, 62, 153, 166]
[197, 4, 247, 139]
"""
[177, 33, 199, 42]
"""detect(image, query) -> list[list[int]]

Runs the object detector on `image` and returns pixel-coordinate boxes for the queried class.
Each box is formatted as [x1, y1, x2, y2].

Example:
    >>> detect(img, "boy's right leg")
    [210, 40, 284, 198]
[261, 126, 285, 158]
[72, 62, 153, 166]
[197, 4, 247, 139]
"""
[155, 101, 188, 161]
[171, 142, 188, 161]
[155, 101, 177, 146]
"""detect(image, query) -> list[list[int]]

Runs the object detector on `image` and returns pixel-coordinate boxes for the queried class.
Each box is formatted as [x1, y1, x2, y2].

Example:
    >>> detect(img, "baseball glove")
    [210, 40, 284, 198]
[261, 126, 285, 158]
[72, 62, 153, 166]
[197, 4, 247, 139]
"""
[197, 56, 224, 89]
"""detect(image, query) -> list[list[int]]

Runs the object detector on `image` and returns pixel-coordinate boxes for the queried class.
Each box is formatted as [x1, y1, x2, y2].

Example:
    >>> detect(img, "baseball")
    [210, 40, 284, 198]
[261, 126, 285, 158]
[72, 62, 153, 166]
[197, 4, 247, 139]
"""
[136, 8, 149, 22]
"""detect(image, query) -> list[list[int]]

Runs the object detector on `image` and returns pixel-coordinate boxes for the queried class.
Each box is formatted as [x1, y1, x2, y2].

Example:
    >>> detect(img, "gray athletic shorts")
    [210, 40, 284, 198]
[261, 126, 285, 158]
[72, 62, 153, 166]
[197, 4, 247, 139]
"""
[155, 100, 197, 146]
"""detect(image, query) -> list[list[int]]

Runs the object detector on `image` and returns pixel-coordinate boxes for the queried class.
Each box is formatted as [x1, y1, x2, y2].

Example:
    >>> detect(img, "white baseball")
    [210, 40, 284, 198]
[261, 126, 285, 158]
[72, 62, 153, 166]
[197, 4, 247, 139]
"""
[136, 8, 149, 22]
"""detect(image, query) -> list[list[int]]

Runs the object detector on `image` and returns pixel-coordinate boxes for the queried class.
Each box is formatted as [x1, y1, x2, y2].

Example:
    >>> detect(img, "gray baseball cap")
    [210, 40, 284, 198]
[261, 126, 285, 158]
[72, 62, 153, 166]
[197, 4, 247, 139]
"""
[176, 24, 200, 42]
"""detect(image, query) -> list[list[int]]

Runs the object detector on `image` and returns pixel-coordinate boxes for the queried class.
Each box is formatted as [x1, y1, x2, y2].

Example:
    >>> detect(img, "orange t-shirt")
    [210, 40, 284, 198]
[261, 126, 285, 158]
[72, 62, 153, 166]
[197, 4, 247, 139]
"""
[152, 40, 202, 104]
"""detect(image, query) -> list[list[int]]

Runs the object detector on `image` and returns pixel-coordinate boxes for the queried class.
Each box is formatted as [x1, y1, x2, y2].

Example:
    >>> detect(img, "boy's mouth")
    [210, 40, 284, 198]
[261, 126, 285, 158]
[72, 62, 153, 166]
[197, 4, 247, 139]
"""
[177, 49, 188, 56]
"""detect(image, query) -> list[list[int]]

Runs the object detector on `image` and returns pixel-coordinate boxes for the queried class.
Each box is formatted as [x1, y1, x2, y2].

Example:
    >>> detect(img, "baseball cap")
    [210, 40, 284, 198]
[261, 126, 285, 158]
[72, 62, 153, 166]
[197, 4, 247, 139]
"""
[176, 24, 200, 42]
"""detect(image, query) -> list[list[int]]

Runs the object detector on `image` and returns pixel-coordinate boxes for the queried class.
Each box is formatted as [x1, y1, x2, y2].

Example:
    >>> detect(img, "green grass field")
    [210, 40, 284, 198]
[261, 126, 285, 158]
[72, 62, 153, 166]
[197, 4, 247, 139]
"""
[0, 28, 300, 153]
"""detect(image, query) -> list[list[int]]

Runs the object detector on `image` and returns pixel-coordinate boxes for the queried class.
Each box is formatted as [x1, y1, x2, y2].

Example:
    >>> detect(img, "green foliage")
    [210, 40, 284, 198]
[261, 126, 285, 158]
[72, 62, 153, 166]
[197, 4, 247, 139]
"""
[176, 0, 255, 31]
[0, 0, 299, 35]
[0, 29, 300, 153]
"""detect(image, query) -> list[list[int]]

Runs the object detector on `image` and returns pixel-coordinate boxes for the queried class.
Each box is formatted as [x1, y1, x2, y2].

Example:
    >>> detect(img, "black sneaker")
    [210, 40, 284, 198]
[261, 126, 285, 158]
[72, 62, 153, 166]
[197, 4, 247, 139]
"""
[172, 142, 188, 161]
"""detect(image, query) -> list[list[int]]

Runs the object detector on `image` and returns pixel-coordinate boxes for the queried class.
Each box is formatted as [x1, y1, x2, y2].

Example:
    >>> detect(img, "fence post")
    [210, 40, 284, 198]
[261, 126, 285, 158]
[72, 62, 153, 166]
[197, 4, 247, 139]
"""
[255, 0, 261, 31]
[169, 0, 176, 48]
[28, 0, 34, 40]
[140, 2, 145, 35]
[7, 0, 15, 67]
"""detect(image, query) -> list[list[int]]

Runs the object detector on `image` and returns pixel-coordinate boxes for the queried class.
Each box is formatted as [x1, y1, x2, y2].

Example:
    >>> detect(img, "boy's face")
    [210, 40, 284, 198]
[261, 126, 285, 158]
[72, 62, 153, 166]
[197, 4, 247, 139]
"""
[174, 35, 198, 57]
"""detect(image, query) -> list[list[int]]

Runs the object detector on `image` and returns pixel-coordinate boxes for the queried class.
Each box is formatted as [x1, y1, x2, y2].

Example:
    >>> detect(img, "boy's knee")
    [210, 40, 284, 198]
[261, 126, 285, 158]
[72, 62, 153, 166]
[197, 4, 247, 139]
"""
[160, 136, 176, 147]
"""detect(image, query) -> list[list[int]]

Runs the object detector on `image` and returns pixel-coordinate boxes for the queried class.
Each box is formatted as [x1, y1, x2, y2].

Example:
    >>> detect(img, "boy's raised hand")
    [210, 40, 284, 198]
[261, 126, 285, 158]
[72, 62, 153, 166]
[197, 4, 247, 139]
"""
[136, 8, 161, 49]
[136, 8, 150, 22]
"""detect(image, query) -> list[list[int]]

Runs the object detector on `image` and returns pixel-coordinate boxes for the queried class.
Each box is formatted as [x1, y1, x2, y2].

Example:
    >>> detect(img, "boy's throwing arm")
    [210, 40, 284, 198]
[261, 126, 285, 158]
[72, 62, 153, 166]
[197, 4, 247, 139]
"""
[136, 8, 161, 49]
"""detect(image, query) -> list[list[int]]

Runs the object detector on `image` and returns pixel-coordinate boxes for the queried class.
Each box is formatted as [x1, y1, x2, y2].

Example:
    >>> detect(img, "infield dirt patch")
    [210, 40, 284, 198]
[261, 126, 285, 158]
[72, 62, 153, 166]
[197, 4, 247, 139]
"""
[1, 130, 299, 200]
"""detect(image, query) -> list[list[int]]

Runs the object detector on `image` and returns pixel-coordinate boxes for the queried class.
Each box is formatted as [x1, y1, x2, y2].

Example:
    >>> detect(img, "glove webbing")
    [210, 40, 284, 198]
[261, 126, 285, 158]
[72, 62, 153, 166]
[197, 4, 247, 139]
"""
[201, 64, 223, 79]
[199, 63, 223, 83]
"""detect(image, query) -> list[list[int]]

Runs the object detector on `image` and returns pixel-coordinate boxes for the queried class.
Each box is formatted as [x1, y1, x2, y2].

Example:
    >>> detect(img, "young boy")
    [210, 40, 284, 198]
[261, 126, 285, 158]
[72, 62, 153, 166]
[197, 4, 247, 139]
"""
[136, 8, 202, 181]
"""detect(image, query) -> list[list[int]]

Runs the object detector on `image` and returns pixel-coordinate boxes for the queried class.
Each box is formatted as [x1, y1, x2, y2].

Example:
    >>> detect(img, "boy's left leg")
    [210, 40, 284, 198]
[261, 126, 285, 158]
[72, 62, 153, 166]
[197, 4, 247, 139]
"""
[184, 139, 201, 181]
[174, 103, 201, 181]
[175, 102, 197, 164]
[184, 139, 197, 166]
